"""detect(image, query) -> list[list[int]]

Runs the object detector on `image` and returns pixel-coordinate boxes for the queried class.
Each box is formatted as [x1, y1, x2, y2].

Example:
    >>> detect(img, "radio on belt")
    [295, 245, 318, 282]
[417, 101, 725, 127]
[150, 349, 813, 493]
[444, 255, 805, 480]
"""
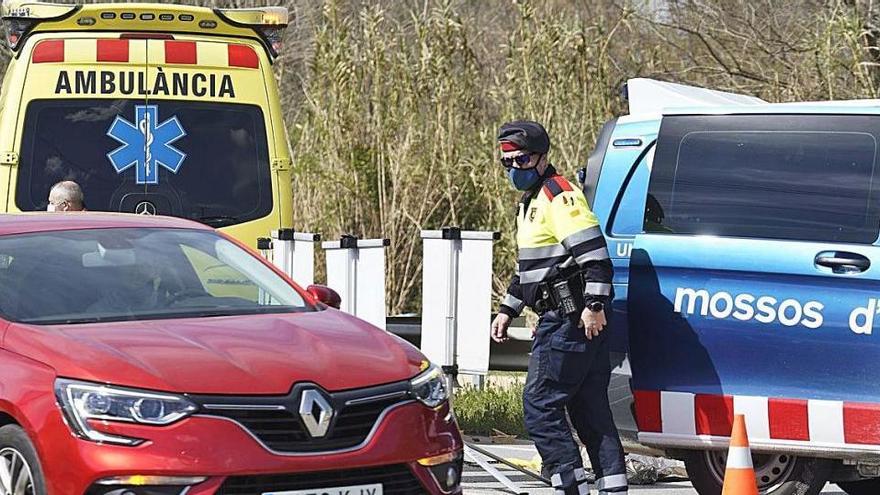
[552, 279, 579, 315]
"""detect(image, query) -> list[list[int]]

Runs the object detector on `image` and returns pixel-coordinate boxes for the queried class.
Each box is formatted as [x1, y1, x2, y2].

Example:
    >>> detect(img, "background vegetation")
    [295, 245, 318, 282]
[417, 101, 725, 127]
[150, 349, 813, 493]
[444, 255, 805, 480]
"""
[6, 0, 880, 313]
[453, 378, 527, 438]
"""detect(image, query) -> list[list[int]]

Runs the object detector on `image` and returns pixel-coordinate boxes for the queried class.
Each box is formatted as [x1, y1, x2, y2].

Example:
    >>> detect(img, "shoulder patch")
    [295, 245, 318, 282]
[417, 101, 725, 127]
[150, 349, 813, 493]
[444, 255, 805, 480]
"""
[542, 175, 573, 200]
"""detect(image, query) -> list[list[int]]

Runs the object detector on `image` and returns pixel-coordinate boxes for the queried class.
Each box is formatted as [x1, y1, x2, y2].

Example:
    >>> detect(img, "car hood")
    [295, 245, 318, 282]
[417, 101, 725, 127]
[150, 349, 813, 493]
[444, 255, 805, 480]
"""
[4, 310, 425, 394]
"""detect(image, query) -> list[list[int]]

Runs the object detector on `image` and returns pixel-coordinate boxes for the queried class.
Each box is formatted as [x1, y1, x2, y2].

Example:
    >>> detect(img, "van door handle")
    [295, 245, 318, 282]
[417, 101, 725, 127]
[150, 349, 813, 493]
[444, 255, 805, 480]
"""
[815, 252, 870, 273]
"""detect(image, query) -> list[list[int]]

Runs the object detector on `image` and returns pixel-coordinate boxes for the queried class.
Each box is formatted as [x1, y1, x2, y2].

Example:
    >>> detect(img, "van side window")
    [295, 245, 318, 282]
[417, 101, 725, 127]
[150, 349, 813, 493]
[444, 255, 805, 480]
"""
[610, 152, 652, 236]
[646, 115, 880, 244]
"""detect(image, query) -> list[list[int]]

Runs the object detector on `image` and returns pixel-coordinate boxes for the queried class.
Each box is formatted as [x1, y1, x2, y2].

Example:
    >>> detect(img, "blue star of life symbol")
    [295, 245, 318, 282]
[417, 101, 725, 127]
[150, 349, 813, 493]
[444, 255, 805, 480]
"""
[106, 105, 187, 185]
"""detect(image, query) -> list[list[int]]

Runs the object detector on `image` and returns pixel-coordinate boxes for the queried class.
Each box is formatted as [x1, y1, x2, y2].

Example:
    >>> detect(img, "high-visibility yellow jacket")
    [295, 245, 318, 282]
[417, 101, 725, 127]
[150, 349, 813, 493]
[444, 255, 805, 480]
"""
[499, 167, 613, 317]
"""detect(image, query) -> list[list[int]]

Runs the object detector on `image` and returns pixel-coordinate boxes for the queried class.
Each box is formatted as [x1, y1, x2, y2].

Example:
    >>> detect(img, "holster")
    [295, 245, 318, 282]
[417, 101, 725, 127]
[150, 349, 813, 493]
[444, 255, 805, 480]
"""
[534, 267, 586, 315]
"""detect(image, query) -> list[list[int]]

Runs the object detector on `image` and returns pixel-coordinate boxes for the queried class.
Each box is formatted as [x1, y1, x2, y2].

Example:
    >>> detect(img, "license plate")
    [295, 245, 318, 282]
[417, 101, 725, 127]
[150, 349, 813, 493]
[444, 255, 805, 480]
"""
[262, 483, 383, 495]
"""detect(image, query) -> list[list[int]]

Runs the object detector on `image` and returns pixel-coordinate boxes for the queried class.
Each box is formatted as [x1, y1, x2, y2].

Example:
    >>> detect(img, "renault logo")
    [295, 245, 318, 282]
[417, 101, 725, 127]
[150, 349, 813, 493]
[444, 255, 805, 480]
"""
[134, 201, 156, 215]
[298, 389, 334, 438]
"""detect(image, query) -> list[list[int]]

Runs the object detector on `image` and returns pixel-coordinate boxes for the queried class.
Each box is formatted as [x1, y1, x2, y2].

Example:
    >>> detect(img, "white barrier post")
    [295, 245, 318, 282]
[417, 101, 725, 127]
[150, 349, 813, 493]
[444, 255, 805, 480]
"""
[257, 237, 272, 256]
[421, 228, 459, 382]
[256, 237, 273, 305]
[323, 235, 358, 315]
[271, 228, 321, 286]
[420, 227, 527, 492]
[322, 235, 390, 330]
[420, 227, 499, 384]
[354, 238, 389, 331]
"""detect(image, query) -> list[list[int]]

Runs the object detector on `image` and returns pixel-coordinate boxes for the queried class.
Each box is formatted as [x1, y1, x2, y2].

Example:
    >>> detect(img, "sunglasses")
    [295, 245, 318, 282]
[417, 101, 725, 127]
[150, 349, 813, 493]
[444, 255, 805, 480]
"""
[500, 153, 533, 168]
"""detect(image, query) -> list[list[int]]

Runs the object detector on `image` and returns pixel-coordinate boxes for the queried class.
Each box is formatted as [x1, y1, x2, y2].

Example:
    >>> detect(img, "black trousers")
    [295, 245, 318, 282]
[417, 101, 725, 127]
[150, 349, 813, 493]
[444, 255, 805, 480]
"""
[523, 310, 628, 494]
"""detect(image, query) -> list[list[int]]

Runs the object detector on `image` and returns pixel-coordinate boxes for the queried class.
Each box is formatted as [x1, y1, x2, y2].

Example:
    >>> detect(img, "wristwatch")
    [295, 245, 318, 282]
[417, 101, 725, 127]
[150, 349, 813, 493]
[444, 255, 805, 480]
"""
[587, 301, 605, 313]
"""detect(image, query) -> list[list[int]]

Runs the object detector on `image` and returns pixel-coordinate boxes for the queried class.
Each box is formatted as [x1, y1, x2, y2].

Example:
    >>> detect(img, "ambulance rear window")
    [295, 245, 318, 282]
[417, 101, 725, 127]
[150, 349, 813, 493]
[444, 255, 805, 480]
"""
[16, 99, 272, 226]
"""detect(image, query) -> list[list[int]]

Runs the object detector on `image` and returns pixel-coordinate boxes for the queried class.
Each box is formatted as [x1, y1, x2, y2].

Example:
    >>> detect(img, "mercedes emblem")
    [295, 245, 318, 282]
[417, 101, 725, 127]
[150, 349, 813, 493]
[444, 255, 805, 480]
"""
[134, 201, 157, 215]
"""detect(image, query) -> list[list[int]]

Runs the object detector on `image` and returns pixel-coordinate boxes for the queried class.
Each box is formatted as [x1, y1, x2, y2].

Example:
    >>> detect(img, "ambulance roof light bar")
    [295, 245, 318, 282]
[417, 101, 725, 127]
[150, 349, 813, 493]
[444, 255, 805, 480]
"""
[1, 2, 79, 50]
[214, 6, 288, 58]
[1, 3, 288, 59]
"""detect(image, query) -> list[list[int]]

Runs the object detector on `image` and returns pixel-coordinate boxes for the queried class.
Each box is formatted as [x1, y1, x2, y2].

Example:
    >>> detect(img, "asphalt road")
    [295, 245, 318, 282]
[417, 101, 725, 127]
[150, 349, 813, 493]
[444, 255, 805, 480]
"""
[457, 364, 852, 494]
[461, 443, 850, 495]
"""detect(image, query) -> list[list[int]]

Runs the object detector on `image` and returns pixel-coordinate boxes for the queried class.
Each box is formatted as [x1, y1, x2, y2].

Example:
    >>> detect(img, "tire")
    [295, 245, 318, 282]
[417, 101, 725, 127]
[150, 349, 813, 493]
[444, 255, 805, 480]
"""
[838, 478, 880, 495]
[0, 424, 46, 495]
[683, 449, 832, 495]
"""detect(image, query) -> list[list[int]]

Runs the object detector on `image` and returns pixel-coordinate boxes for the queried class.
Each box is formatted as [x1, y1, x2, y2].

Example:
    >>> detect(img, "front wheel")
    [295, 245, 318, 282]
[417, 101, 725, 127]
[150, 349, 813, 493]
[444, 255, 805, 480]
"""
[0, 424, 46, 495]
[683, 449, 832, 495]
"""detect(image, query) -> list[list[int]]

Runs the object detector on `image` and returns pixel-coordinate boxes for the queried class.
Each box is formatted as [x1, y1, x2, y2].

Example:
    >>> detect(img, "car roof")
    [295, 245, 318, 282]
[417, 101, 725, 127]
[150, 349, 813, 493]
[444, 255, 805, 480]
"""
[623, 78, 880, 118]
[0, 212, 212, 236]
[663, 100, 880, 116]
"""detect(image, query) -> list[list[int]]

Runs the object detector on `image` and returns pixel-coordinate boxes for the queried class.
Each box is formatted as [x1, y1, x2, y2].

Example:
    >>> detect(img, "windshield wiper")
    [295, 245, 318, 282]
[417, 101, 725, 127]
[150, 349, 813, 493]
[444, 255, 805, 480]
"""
[20, 314, 140, 325]
[195, 215, 239, 227]
[18, 306, 313, 326]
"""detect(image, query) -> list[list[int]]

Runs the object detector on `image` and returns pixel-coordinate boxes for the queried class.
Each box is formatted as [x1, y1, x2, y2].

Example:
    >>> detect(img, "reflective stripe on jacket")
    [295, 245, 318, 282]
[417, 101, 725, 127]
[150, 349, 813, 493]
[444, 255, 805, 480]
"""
[499, 169, 613, 317]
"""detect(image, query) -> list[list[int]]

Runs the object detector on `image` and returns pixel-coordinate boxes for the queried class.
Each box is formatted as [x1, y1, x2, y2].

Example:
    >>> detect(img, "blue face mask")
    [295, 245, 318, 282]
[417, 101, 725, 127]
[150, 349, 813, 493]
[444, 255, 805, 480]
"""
[507, 167, 541, 191]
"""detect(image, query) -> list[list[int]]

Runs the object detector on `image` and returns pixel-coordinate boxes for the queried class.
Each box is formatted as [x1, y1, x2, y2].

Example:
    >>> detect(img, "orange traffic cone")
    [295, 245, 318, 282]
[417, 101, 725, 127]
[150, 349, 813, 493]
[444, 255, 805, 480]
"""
[721, 414, 759, 495]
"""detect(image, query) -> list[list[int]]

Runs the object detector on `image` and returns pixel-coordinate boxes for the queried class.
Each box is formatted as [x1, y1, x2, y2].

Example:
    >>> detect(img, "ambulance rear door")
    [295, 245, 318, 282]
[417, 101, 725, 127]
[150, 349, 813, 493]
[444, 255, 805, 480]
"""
[15, 34, 275, 232]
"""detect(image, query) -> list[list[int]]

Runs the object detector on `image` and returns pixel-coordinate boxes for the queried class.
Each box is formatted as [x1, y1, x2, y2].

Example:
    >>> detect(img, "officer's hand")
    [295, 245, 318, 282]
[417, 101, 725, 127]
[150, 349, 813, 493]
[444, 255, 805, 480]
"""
[491, 313, 512, 343]
[579, 308, 607, 340]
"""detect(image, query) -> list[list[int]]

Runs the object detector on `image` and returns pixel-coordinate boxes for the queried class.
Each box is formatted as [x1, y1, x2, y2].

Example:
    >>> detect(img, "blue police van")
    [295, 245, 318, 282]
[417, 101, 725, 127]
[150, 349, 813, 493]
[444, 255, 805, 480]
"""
[587, 79, 880, 495]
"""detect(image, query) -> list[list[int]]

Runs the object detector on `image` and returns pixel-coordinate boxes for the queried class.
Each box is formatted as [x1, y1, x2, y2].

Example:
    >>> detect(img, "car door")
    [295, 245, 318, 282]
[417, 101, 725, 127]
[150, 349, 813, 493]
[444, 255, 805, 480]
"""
[588, 117, 659, 359]
[580, 117, 659, 441]
[627, 112, 880, 451]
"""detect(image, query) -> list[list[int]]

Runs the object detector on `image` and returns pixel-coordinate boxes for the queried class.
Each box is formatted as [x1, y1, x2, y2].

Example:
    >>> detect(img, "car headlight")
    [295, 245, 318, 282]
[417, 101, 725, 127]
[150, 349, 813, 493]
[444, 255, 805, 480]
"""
[409, 363, 449, 408]
[55, 379, 198, 446]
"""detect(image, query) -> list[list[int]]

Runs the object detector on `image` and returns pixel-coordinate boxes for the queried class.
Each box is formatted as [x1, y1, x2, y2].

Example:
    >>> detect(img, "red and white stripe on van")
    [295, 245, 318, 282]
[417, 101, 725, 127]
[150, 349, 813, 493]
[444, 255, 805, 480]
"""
[635, 390, 880, 454]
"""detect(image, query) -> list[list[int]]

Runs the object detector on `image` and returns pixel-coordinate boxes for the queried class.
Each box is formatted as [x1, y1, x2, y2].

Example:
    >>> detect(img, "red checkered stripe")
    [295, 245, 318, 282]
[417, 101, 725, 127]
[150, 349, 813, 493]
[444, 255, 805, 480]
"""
[31, 38, 259, 68]
[634, 390, 880, 446]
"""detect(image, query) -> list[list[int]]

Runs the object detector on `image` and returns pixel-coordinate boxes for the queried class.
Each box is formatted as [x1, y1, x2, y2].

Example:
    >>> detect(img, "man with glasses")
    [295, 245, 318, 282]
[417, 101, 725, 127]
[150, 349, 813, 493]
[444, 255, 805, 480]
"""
[47, 180, 85, 212]
[490, 121, 627, 495]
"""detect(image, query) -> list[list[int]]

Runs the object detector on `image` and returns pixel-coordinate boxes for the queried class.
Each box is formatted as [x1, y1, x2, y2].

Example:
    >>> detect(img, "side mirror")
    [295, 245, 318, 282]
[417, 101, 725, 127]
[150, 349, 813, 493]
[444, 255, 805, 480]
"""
[307, 284, 341, 309]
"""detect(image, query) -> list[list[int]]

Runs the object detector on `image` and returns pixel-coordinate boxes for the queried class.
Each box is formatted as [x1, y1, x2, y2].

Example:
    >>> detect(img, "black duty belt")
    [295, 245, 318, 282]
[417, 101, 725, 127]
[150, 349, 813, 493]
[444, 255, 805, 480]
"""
[534, 270, 586, 316]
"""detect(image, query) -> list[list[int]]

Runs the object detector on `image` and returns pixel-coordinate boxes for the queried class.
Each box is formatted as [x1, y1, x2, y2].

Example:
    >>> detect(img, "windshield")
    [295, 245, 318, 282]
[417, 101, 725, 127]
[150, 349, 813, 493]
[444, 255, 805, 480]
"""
[0, 228, 313, 324]
[16, 99, 272, 227]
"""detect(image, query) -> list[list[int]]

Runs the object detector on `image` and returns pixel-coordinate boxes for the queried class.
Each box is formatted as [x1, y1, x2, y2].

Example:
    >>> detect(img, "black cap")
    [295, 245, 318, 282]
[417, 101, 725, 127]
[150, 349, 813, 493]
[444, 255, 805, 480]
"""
[497, 120, 551, 154]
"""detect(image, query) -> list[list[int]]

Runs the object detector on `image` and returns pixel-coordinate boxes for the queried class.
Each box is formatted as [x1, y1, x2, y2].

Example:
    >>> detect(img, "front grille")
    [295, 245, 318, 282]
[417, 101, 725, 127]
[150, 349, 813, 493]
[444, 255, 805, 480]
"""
[216, 464, 425, 495]
[212, 395, 403, 452]
[215, 407, 309, 444]
[191, 381, 411, 453]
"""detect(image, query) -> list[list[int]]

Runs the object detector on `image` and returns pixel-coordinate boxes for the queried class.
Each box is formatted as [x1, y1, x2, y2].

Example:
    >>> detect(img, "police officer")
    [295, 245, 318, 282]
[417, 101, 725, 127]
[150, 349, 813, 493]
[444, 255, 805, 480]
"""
[490, 121, 627, 495]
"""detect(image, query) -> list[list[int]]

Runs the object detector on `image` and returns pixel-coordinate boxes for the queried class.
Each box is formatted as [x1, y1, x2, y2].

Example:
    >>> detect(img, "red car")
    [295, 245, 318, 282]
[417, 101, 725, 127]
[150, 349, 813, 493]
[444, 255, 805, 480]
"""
[0, 213, 462, 495]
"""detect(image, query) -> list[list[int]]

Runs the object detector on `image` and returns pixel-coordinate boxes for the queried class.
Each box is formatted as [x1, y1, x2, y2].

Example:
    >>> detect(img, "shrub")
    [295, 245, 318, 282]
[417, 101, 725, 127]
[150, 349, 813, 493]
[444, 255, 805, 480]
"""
[452, 381, 528, 438]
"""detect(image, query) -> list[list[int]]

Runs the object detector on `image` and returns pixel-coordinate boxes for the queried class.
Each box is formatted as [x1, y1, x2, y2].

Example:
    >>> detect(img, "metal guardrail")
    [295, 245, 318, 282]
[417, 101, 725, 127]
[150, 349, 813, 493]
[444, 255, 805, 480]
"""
[387, 315, 532, 371]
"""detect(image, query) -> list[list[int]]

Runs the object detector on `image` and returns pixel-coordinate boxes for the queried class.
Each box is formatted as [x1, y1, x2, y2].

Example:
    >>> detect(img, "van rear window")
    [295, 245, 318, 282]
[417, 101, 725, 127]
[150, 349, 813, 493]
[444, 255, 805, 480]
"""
[17, 99, 272, 227]
[647, 114, 880, 243]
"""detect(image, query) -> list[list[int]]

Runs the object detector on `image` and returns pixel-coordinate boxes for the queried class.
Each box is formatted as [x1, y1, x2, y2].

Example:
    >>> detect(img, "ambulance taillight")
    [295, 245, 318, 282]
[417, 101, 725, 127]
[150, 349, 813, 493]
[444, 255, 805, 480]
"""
[1, 2, 77, 49]
[215, 6, 288, 57]
[4, 17, 30, 49]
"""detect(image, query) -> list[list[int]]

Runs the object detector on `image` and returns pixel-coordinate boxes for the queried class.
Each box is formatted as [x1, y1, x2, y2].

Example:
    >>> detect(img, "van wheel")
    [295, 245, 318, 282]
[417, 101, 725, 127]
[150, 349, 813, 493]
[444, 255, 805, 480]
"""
[683, 449, 832, 495]
[838, 479, 880, 495]
[0, 425, 46, 495]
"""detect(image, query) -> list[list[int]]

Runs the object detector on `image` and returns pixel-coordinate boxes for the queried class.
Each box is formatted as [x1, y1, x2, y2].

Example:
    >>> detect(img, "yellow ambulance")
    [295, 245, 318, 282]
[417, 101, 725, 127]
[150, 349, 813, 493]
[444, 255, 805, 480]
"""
[0, 2, 293, 246]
